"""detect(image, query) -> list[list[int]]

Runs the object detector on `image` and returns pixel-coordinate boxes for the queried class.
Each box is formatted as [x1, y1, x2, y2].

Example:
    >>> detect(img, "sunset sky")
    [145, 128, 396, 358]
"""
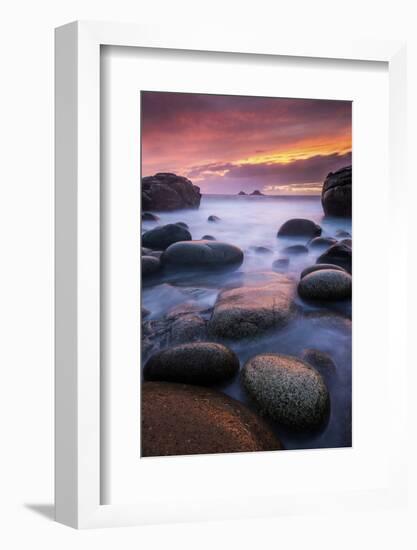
[141, 92, 351, 195]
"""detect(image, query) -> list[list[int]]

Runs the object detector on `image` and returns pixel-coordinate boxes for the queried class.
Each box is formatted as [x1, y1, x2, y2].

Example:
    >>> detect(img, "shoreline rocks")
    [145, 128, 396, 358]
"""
[142, 382, 283, 456]
[298, 269, 352, 301]
[142, 255, 161, 277]
[142, 173, 201, 211]
[242, 353, 330, 430]
[143, 342, 240, 385]
[208, 272, 295, 340]
[161, 240, 244, 271]
[308, 236, 337, 250]
[317, 243, 352, 273]
[282, 244, 308, 255]
[277, 218, 321, 239]
[321, 165, 352, 217]
[300, 263, 346, 279]
[142, 223, 192, 250]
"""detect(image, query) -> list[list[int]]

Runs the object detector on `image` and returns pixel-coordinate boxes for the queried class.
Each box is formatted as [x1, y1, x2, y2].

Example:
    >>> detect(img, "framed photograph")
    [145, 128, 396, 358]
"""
[55, 21, 408, 528]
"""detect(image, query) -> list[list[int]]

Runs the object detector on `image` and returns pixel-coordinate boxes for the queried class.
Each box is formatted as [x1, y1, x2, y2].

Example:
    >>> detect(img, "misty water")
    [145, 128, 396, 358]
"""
[142, 195, 352, 450]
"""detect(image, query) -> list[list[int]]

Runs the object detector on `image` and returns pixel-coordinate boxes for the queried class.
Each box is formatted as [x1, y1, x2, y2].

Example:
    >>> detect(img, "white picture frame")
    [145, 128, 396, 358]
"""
[55, 20, 407, 529]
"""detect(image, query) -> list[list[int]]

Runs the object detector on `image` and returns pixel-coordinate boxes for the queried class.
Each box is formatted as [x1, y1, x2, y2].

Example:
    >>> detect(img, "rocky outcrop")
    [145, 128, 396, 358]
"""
[161, 240, 244, 271]
[277, 218, 322, 239]
[143, 342, 239, 385]
[141, 382, 283, 456]
[321, 166, 352, 217]
[242, 354, 330, 430]
[142, 173, 201, 211]
[208, 272, 295, 339]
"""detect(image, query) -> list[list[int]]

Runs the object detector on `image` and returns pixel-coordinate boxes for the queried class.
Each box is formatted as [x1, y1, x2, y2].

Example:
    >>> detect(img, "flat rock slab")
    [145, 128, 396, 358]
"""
[141, 382, 283, 456]
[242, 353, 330, 431]
[208, 271, 296, 339]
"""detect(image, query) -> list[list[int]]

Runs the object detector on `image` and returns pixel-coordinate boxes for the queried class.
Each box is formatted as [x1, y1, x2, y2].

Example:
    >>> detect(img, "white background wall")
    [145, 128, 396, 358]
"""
[0, 0, 415, 548]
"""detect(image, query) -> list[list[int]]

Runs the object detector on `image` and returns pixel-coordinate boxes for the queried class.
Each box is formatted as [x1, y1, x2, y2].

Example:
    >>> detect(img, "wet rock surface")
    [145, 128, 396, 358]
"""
[208, 272, 296, 339]
[142, 223, 192, 250]
[298, 269, 352, 301]
[143, 342, 240, 385]
[142, 382, 283, 456]
[317, 243, 352, 273]
[161, 240, 244, 271]
[242, 353, 330, 430]
[277, 218, 322, 238]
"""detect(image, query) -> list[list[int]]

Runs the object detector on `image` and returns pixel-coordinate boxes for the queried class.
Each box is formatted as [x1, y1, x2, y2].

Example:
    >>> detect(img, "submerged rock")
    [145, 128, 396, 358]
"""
[207, 215, 221, 222]
[277, 218, 322, 239]
[142, 223, 192, 250]
[250, 245, 273, 255]
[142, 212, 160, 222]
[335, 229, 351, 238]
[282, 244, 308, 255]
[272, 258, 290, 272]
[141, 382, 283, 456]
[143, 342, 239, 385]
[208, 272, 295, 339]
[175, 221, 189, 229]
[308, 236, 337, 250]
[161, 240, 244, 271]
[300, 263, 346, 279]
[339, 238, 352, 248]
[142, 256, 161, 277]
[142, 173, 201, 211]
[242, 354, 330, 430]
[298, 269, 352, 300]
[317, 243, 352, 273]
[321, 166, 352, 217]
[301, 349, 337, 376]
[201, 234, 216, 241]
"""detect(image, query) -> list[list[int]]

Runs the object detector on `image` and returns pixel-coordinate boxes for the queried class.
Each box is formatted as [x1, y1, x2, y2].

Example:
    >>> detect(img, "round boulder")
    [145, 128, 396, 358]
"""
[277, 218, 321, 239]
[335, 229, 351, 238]
[242, 354, 330, 430]
[317, 243, 352, 273]
[201, 234, 216, 240]
[175, 221, 189, 229]
[142, 256, 161, 277]
[161, 240, 244, 271]
[300, 263, 346, 279]
[142, 223, 192, 250]
[208, 215, 221, 223]
[339, 238, 352, 248]
[298, 269, 352, 301]
[142, 382, 283, 456]
[321, 166, 352, 217]
[143, 342, 239, 385]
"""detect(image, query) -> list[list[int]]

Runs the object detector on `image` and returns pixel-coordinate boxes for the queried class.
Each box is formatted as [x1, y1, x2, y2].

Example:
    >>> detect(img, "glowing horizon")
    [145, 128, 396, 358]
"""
[141, 92, 352, 195]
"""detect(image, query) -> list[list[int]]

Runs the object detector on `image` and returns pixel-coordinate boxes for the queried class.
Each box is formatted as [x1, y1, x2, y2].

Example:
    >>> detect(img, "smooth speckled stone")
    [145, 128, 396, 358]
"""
[298, 269, 352, 301]
[242, 354, 330, 430]
[141, 382, 283, 456]
[143, 342, 239, 385]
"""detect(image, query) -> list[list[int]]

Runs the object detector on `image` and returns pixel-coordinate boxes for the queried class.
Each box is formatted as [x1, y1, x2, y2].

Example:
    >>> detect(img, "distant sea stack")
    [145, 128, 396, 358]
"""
[250, 190, 265, 196]
[142, 173, 201, 211]
[321, 166, 352, 217]
[238, 191, 247, 195]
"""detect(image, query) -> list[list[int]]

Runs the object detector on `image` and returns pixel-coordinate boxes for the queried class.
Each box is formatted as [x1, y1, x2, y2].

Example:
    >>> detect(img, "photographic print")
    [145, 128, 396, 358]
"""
[140, 91, 352, 457]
